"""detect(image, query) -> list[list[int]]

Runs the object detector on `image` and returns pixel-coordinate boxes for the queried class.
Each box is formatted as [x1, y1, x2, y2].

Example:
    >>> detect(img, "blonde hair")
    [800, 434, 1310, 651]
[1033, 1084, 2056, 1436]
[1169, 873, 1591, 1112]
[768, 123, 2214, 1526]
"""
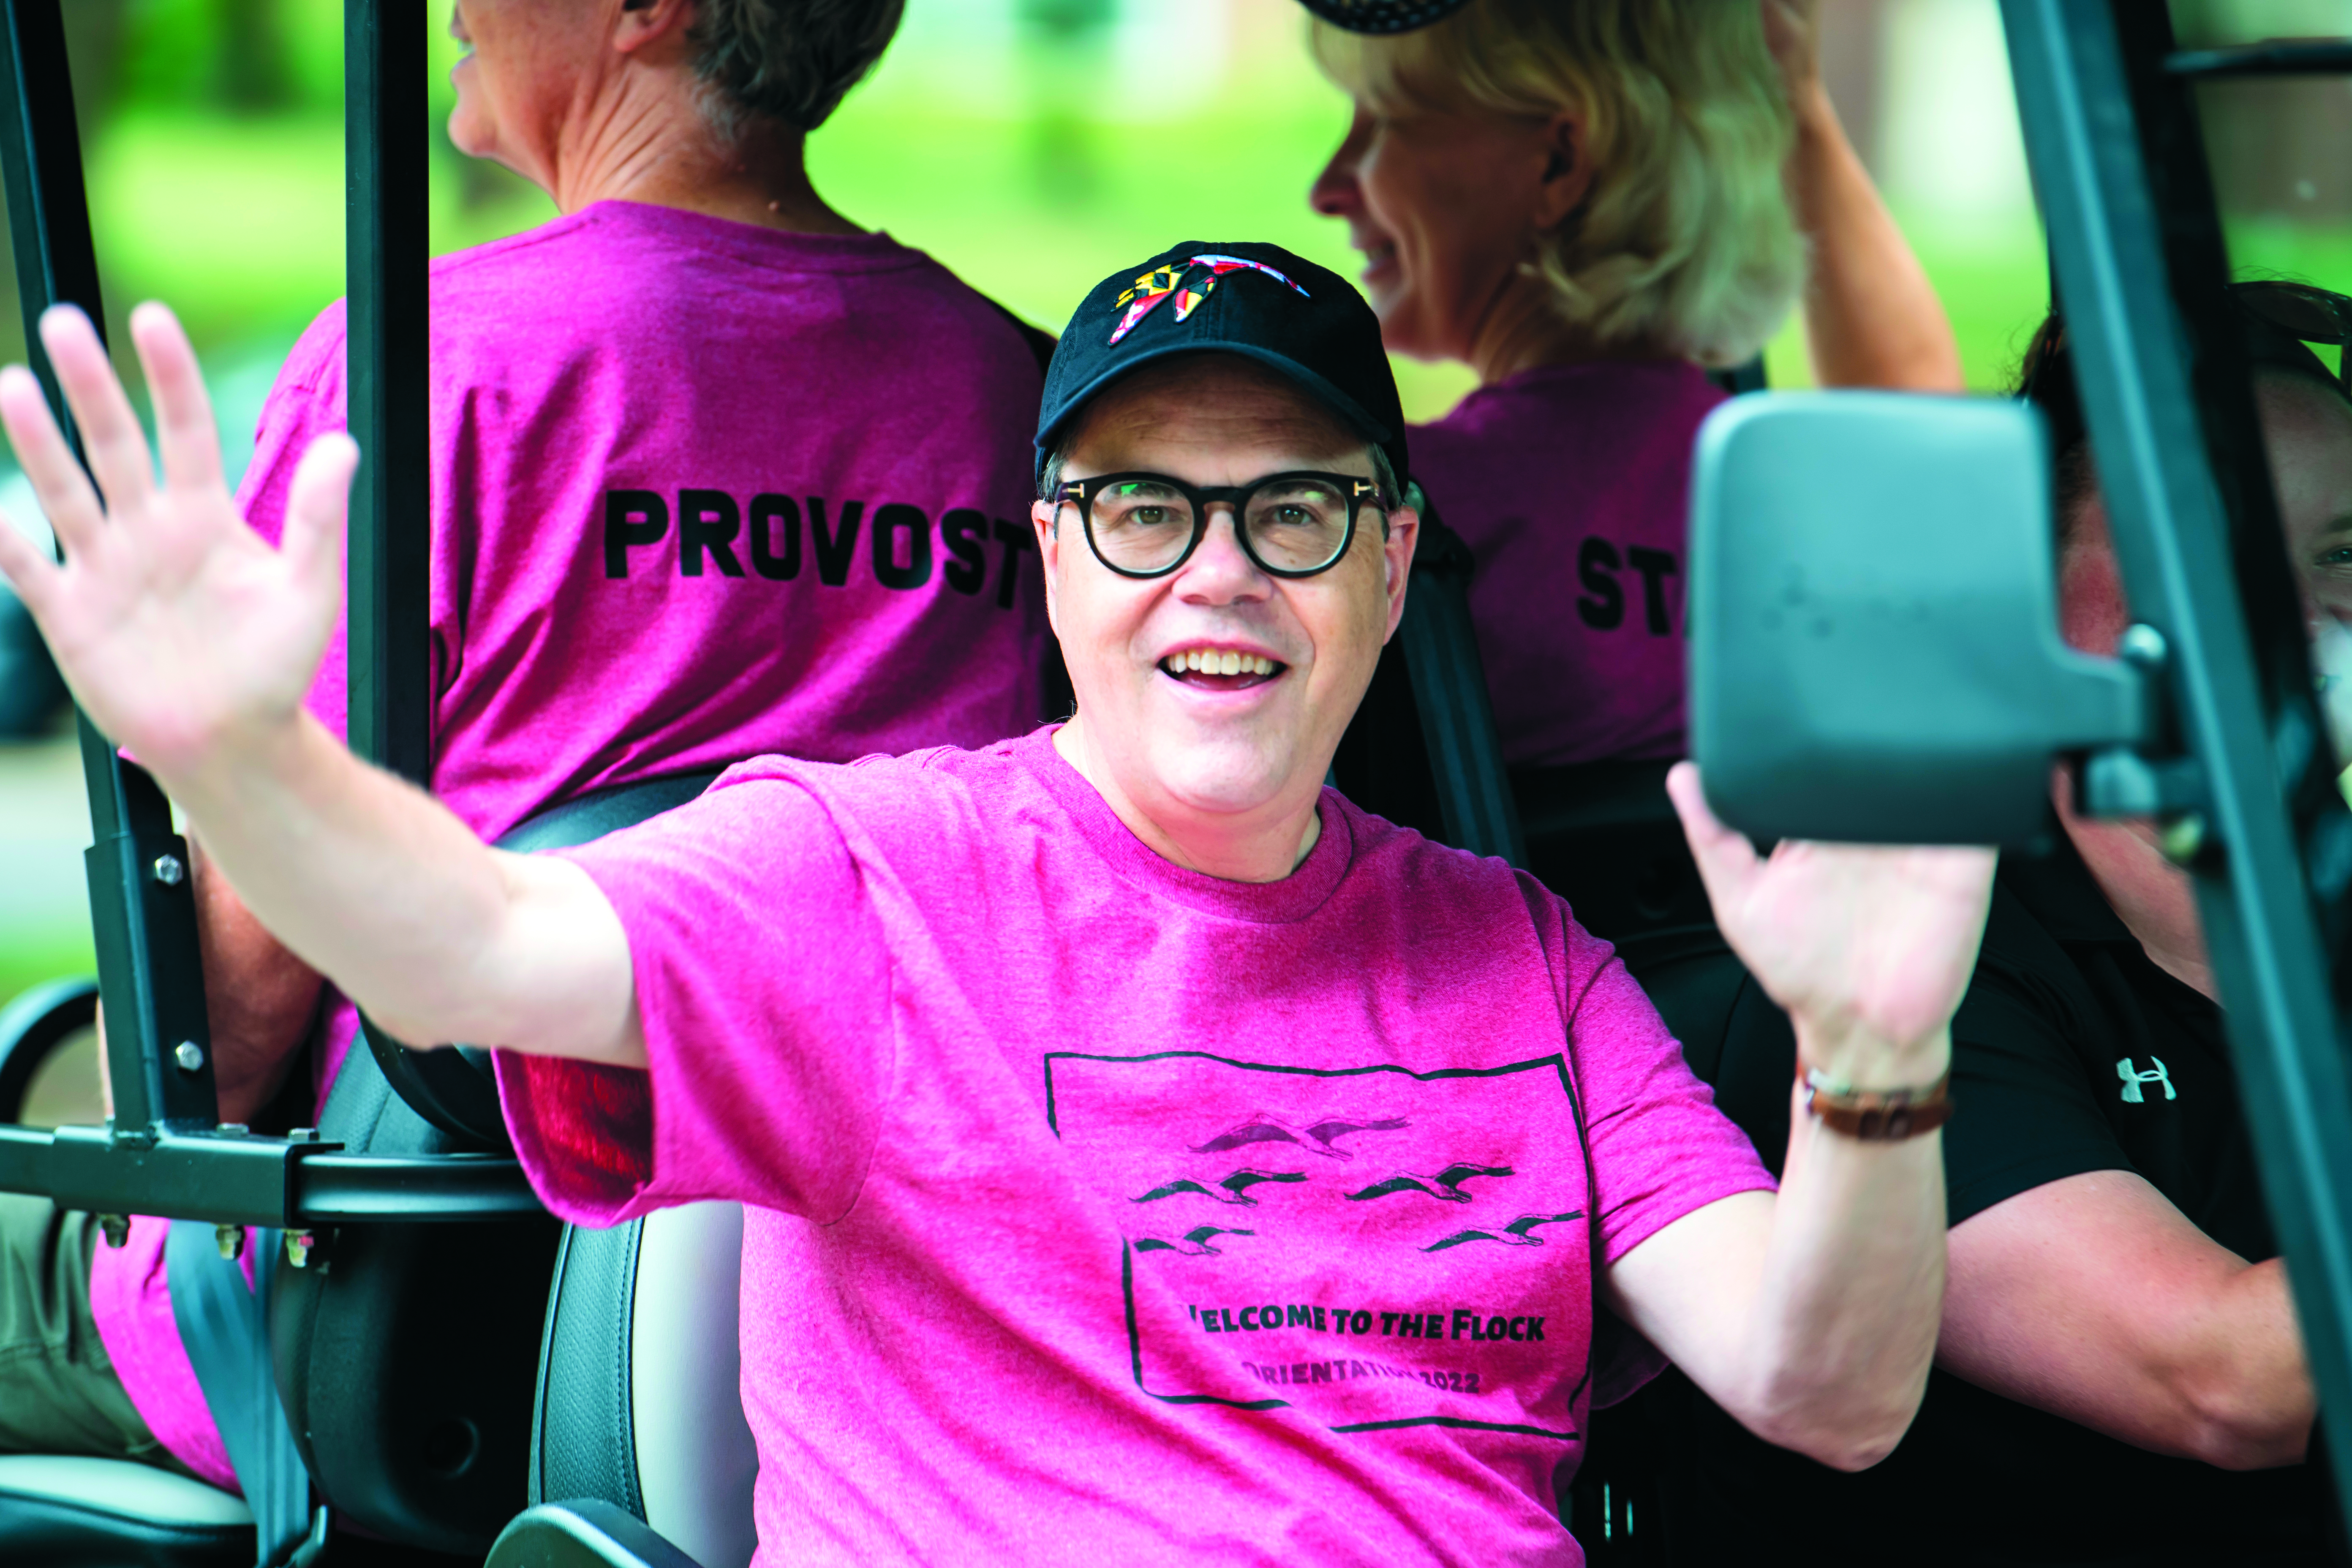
[1313, 0, 1802, 368]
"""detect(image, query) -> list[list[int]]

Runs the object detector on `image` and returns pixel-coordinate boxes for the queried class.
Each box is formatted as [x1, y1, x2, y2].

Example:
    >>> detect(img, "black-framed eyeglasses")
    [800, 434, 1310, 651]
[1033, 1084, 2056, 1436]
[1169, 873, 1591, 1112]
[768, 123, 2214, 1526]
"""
[1051, 470, 1391, 580]
[2236, 280, 2352, 393]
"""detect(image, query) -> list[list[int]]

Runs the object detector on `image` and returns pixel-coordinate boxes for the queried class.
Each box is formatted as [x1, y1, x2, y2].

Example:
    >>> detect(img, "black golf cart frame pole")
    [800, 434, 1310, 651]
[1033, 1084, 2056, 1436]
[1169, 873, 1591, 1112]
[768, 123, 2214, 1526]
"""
[0, 0, 219, 1135]
[0, 2, 539, 1225]
[345, 0, 431, 784]
[2003, 0, 2352, 1514]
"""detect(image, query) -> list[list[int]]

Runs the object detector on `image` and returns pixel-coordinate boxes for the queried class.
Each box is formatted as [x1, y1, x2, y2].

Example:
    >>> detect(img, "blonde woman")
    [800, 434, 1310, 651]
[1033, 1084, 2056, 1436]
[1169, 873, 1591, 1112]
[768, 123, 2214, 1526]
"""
[1311, 0, 1960, 770]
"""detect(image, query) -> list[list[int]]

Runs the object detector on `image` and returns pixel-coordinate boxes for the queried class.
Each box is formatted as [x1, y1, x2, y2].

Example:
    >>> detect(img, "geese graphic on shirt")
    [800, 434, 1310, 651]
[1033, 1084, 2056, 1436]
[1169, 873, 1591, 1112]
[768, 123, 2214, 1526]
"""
[1132, 1225, 1256, 1256]
[1130, 1168, 1310, 1207]
[1421, 1211, 1586, 1252]
[1344, 1163, 1515, 1204]
[1189, 1112, 1411, 1160]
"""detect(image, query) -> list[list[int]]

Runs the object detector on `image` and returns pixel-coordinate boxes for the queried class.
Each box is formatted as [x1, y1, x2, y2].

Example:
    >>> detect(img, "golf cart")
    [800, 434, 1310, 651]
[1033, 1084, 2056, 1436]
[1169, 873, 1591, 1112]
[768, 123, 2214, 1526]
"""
[0, 2, 2346, 1565]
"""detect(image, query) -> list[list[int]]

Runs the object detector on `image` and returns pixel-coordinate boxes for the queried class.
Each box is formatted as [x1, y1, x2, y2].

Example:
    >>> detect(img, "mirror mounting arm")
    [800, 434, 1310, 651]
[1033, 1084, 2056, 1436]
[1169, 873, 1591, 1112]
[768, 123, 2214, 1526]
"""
[2075, 623, 2207, 824]
[2077, 748, 2206, 820]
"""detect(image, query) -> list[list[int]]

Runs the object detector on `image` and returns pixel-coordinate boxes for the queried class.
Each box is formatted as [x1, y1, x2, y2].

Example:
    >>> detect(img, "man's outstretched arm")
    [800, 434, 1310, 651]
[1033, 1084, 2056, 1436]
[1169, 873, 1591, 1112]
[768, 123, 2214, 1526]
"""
[0, 302, 643, 1069]
[1603, 765, 1992, 1472]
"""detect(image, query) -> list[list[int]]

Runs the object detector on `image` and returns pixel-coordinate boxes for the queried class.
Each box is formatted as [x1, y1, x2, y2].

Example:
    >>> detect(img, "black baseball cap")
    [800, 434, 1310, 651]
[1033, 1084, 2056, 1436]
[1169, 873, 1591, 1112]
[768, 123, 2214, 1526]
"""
[1034, 240, 1408, 488]
[1295, 0, 1474, 34]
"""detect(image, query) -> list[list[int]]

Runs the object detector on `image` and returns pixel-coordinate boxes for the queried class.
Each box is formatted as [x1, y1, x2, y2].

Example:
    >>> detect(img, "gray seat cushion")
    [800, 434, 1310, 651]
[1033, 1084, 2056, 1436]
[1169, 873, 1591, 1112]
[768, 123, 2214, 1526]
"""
[0, 1454, 252, 1566]
[534, 1203, 757, 1568]
[632, 1204, 756, 1568]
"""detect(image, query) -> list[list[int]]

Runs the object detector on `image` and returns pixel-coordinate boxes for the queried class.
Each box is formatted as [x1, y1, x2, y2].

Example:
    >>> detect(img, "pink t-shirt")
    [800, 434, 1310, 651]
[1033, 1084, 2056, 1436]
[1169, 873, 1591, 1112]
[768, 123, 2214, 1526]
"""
[1413, 360, 1726, 769]
[497, 728, 1772, 1566]
[91, 200, 1052, 1488]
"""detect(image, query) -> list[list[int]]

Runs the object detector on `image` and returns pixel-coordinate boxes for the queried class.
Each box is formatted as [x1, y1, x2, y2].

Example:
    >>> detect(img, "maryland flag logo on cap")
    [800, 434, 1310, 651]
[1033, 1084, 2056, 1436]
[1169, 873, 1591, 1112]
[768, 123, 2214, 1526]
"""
[1108, 253, 1312, 345]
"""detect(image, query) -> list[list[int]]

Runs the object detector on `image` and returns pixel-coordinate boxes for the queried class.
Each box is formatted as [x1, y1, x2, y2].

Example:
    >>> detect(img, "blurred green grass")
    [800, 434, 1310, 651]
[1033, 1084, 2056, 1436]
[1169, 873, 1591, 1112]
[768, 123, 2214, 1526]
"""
[62, 3, 2103, 419]
[0, 936, 96, 1008]
[8, 1, 2347, 1009]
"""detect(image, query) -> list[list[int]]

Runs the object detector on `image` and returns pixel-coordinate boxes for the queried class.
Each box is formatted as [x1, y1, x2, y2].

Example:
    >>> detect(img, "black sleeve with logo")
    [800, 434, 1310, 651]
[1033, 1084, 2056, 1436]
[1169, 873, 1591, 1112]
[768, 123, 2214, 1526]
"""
[1712, 850, 2256, 1244]
[1701, 877, 2136, 1223]
[1938, 881, 2142, 1228]
[1680, 847, 2331, 1567]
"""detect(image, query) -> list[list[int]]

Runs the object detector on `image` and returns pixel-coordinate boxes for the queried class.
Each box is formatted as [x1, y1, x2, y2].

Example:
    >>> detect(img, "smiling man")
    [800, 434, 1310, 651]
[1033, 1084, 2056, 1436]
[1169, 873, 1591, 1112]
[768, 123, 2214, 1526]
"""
[0, 244, 1996, 1567]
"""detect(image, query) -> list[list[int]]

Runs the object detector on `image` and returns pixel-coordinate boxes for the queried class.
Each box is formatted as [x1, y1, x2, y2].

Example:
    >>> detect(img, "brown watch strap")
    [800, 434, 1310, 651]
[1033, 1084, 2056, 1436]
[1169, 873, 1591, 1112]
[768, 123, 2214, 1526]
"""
[1797, 1064, 1953, 1141]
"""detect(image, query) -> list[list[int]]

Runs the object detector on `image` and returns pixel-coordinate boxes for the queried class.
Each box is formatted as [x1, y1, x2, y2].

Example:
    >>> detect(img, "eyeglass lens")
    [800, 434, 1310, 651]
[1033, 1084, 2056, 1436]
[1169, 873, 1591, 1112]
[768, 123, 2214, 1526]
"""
[2238, 282, 2352, 346]
[1087, 477, 1358, 574]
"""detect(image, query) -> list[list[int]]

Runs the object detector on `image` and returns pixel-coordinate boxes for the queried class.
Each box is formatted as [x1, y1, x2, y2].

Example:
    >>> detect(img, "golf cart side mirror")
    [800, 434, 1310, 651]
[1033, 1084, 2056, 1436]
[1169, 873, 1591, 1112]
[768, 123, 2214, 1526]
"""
[1689, 393, 2152, 846]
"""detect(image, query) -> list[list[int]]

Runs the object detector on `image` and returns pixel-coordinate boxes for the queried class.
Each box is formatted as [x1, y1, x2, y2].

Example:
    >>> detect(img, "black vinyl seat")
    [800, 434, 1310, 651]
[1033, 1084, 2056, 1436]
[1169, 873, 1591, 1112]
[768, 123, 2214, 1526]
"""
[0, 778, 751, 1564]
[269, 1040, 561, 1554]
[501, 1204, 757, 1568]
[1331, 494, 1524, 864]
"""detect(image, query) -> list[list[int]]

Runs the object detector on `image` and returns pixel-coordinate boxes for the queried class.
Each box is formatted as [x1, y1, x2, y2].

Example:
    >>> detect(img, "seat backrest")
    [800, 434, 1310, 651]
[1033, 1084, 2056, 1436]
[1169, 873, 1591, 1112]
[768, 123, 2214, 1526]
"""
[272, 771, 728, 1554]
[531, 1204, 757, 1568]
[1331, 501, 1525, 863]
[270, 1043, 562, 1554]
[1514, 762, 1711, 941]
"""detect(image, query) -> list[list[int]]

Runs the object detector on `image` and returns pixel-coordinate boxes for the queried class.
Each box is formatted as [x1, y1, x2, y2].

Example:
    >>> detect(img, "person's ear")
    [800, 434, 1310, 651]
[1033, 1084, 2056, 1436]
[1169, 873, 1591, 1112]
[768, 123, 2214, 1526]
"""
[1531, 111, 1592, 233]
[613, 0, 691, 54]
[1380, 503, 1419, 642]
[1032, 500, 1063, 637]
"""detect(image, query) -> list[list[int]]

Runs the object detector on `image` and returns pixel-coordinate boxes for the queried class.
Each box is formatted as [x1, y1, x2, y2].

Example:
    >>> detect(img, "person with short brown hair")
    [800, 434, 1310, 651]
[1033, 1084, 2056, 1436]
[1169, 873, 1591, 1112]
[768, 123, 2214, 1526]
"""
[1678, 289, 2352, 1568]
[0, 237, 2000, 1564]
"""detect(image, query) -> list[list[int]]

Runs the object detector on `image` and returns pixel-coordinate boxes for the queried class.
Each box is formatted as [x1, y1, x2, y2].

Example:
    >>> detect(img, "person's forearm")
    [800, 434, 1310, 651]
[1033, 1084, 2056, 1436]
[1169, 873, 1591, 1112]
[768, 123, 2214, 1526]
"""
[191, 838, 324, 1123]
[161, 711, 640, 1066]
[1735, 1031, 1948, 1471]
[1626, 765, 1984, 1470]
[1787, 86, 1964, 392]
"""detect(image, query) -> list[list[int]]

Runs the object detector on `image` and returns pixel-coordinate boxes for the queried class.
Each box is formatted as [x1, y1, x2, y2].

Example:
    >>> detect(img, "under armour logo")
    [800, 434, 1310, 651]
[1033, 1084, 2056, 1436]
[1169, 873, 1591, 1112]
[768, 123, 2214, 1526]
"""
[2117, 1056, 2176, 1103]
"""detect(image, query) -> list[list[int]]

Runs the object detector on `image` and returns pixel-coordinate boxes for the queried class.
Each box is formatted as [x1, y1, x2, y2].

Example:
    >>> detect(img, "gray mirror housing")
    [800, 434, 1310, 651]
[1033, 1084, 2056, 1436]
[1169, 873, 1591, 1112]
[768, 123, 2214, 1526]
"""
[1689, 393, 2149, 845]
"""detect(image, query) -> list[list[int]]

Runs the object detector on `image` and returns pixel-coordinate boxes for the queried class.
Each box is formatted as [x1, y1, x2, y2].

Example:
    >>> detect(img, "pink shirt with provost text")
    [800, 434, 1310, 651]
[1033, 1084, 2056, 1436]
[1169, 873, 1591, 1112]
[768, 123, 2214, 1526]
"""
[1413, 360, 1726, 769]
[89, 201, 1051, 1488]
[497, 729, 1772, 1567]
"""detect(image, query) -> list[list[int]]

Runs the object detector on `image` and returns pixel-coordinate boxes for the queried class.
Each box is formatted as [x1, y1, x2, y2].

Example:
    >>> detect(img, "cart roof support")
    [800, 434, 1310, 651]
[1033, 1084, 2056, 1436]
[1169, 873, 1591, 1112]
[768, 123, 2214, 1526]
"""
[2004, 0, 2352, 1519]
[344, 0, 431, 785]
[0, 0, 530, 1224]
